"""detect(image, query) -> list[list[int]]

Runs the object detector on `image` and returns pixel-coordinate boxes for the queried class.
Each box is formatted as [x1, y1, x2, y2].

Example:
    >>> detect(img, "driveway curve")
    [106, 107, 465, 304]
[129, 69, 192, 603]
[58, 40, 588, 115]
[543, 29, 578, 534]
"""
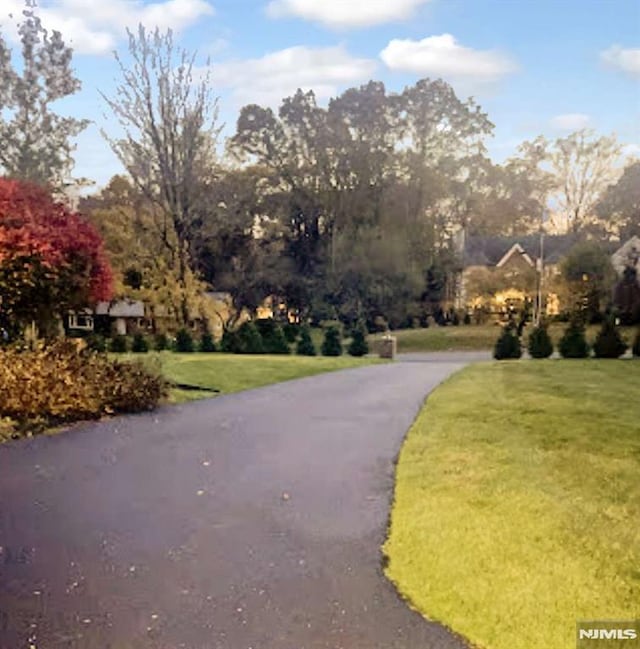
[0, 355, 479, 649]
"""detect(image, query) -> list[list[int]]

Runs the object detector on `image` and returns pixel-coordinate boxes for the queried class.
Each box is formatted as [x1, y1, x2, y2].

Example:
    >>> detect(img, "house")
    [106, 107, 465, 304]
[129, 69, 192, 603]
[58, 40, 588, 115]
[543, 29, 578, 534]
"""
[67, 299, 145, 336]
[611, 235, 640, 277]
[457, 233, 581, 317]
[457, 233, 640, 319]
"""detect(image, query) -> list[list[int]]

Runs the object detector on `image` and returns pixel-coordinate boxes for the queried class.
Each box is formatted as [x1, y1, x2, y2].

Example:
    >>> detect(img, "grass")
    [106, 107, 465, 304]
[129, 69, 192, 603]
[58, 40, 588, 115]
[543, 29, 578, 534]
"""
[155, 352, 383, 403]
[384, 361, 640, 649]
[372, 323, 637, 353]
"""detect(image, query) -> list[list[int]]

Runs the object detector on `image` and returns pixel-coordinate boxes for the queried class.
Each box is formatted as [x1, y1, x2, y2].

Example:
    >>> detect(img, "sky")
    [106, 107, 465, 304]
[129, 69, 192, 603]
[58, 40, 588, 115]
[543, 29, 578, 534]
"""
[0, 0, 639, 189]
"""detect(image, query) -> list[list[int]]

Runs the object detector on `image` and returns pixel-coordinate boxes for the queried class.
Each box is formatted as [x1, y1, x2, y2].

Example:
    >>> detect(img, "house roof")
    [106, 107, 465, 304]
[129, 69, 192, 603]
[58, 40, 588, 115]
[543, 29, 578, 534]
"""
[611, 235, 640, 274]
[95, 300, 145, 318]
[463, 233, 586, 267]
[496, 243, 534, 268]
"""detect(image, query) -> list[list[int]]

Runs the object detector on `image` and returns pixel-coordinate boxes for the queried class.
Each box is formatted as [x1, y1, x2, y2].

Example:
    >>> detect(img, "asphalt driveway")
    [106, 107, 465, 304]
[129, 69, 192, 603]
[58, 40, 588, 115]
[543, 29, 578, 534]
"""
[0, 355, 479, 649]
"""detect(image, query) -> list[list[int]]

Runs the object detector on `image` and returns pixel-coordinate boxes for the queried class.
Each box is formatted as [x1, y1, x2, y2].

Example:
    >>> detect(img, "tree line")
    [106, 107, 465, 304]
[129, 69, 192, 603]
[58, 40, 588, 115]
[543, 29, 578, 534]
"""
[1, 2, 638, 335]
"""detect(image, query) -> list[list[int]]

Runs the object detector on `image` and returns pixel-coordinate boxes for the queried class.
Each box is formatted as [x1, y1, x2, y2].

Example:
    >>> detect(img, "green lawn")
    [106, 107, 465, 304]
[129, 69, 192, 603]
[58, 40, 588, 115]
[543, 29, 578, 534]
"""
[156, 352, 382, 402]
[373, 323, 637, 353]
[384, 361, 640, 649]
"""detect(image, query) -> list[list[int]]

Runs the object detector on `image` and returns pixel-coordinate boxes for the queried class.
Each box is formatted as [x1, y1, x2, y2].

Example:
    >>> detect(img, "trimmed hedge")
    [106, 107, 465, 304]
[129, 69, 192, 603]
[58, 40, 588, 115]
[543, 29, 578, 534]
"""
[175, 328, 195, 353]
[527, 325, 554, 359]
[321, 326, 342, 356]
[0, 341, 169, 438]
[131, 333, 149, 353]
[559, 320, 590, 358]
[200, 332, 217, 352]
[493, 326, 522, 360]
[296, 326, 317, 356]
[348, 325, 369, 357]
[633, 329, 640, 358]
[592, 320, 627, 359]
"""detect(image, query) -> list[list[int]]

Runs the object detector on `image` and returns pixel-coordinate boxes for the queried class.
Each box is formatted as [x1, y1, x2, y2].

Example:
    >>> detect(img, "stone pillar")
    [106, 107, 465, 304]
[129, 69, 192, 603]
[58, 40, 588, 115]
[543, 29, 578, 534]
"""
[379, 335, 397, 360]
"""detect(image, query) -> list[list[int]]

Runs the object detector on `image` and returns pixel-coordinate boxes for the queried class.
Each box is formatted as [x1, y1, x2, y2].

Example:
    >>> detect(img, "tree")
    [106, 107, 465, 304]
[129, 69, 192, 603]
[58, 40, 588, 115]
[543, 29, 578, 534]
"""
[296, 325, 316, 356]
[558, 318, 590, 358]
[592, 318, 627, 358]
[0, 0, 88, 189]
[229, 78, 496, 326]
[493, 324, 522, 360]
[321, 326, 342, 356]
[560, 241, 615, 321]
[348, 324, 369, 357]
[547, 130, 622, 233]
[102, 26, 220, 325]
[82, 175, 209, 330]
[0, 179, 113, 337]
[613, 267, 640, 325]
[596, 160, 640, 239]
[527, 324, 554, 358]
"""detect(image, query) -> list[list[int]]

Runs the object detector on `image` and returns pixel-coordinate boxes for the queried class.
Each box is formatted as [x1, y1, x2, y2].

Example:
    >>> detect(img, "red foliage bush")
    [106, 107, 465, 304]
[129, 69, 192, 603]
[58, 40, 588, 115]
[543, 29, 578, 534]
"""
[0, 179, 113, 333]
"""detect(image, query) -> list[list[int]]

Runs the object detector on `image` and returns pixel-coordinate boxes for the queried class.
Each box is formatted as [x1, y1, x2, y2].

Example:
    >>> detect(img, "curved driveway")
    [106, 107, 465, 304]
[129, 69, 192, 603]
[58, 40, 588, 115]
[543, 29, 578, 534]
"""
[0, 354, 484, 649]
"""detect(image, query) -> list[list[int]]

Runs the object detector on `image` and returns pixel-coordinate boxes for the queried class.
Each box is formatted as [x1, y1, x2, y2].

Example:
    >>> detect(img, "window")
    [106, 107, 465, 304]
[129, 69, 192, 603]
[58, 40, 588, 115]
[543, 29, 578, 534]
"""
[68, 314, 94, 330]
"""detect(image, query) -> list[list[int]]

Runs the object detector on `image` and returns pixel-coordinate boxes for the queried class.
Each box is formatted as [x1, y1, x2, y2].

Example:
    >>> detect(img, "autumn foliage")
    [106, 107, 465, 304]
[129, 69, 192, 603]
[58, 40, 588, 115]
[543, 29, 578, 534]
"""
[0, 341, 169, 439]
[0, 179, 113, 335]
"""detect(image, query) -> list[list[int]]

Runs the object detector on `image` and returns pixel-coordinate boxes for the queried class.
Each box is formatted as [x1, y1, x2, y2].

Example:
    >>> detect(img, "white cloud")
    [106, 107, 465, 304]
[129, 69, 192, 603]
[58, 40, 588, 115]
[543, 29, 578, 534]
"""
[550, 113, 591, 131]
[266, 0, 431, 29]
[0, 0, 214, 55]
[210, 45, 376, 107]
[622, 143, 640, 158]
[600, 45, 640, 77]
[380, 34, 517, 86]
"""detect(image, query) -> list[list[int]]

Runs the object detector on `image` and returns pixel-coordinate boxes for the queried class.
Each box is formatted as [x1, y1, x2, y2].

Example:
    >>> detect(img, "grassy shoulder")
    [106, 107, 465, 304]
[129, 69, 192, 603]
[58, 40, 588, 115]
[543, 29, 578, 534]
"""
[373, 323, 636, 353]
[157, 353, 384, 403]
[384, 361, 640, 649]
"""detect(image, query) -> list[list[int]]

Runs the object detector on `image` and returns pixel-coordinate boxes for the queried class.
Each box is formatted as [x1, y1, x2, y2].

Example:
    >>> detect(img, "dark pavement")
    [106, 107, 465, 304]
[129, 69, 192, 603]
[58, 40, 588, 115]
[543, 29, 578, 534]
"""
[0, 355, 480, 649]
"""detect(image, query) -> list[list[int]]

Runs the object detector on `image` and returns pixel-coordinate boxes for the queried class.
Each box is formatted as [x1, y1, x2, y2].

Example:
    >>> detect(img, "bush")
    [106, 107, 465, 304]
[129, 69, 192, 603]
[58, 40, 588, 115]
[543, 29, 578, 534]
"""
[559, 319, 590, 358]
[296, 326, 317, 356]
[220, 328, 241, 353]
[592, 319, 627, 359]
[493, 325, 522, 360]
[348, 324, 369, 357]
[175, 328, 194, 353]
[527, 325, 554, 359]
[200, 332, 216, 353]
[236, 321, 264, 354]
[131, 333, 149, 353]
[633, 329, 640, 358]
[0, 341, 169, 436]
[154, 332, 169, 351]
[85, 333, 107, 353]
[110, 334, 129, 353]
[321, 326, 342, 356]
[255, 319, 290, 354]
[283, 322, 300, 344]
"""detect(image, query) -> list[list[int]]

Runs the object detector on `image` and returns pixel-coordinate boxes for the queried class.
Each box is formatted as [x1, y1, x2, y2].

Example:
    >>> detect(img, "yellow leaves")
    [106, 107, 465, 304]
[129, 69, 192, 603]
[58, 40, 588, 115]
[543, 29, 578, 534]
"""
[0, 341, 169, 437]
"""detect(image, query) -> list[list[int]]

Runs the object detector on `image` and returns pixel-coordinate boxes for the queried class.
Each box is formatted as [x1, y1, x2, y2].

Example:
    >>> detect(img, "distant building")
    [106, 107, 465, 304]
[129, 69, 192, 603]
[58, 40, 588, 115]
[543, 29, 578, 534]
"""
[456, 233, 636, 319]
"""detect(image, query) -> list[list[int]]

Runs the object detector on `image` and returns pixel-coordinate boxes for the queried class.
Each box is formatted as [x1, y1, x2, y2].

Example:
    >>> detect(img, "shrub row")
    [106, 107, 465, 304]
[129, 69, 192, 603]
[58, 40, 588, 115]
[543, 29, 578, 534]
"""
[84, 330, 219, 354]
[0, 341, 169, 438]
[494, 320, 640, 360]
[84, 321, 371, 358]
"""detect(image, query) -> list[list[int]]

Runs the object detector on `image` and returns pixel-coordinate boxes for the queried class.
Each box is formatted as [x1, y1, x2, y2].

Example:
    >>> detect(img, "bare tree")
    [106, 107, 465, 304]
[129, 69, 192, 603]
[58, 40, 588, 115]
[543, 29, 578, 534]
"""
[102, 25, 221, 325]
[0, 0, 88, 189]
[549, 129, 622, 233]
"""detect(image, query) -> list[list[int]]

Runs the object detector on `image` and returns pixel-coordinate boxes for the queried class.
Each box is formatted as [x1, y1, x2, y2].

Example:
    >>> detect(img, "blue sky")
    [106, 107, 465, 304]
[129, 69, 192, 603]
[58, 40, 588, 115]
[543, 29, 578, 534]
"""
[1, 0, 638, 188]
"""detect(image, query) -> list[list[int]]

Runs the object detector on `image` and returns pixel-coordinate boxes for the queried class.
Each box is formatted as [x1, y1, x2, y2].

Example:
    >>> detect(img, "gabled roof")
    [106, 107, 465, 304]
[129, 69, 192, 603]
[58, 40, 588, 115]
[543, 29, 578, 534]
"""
[94, 300, 145, 318]
[496, 243, 534, 268]
[463, 234, 584, 267]
[611, 236, 640, 274]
